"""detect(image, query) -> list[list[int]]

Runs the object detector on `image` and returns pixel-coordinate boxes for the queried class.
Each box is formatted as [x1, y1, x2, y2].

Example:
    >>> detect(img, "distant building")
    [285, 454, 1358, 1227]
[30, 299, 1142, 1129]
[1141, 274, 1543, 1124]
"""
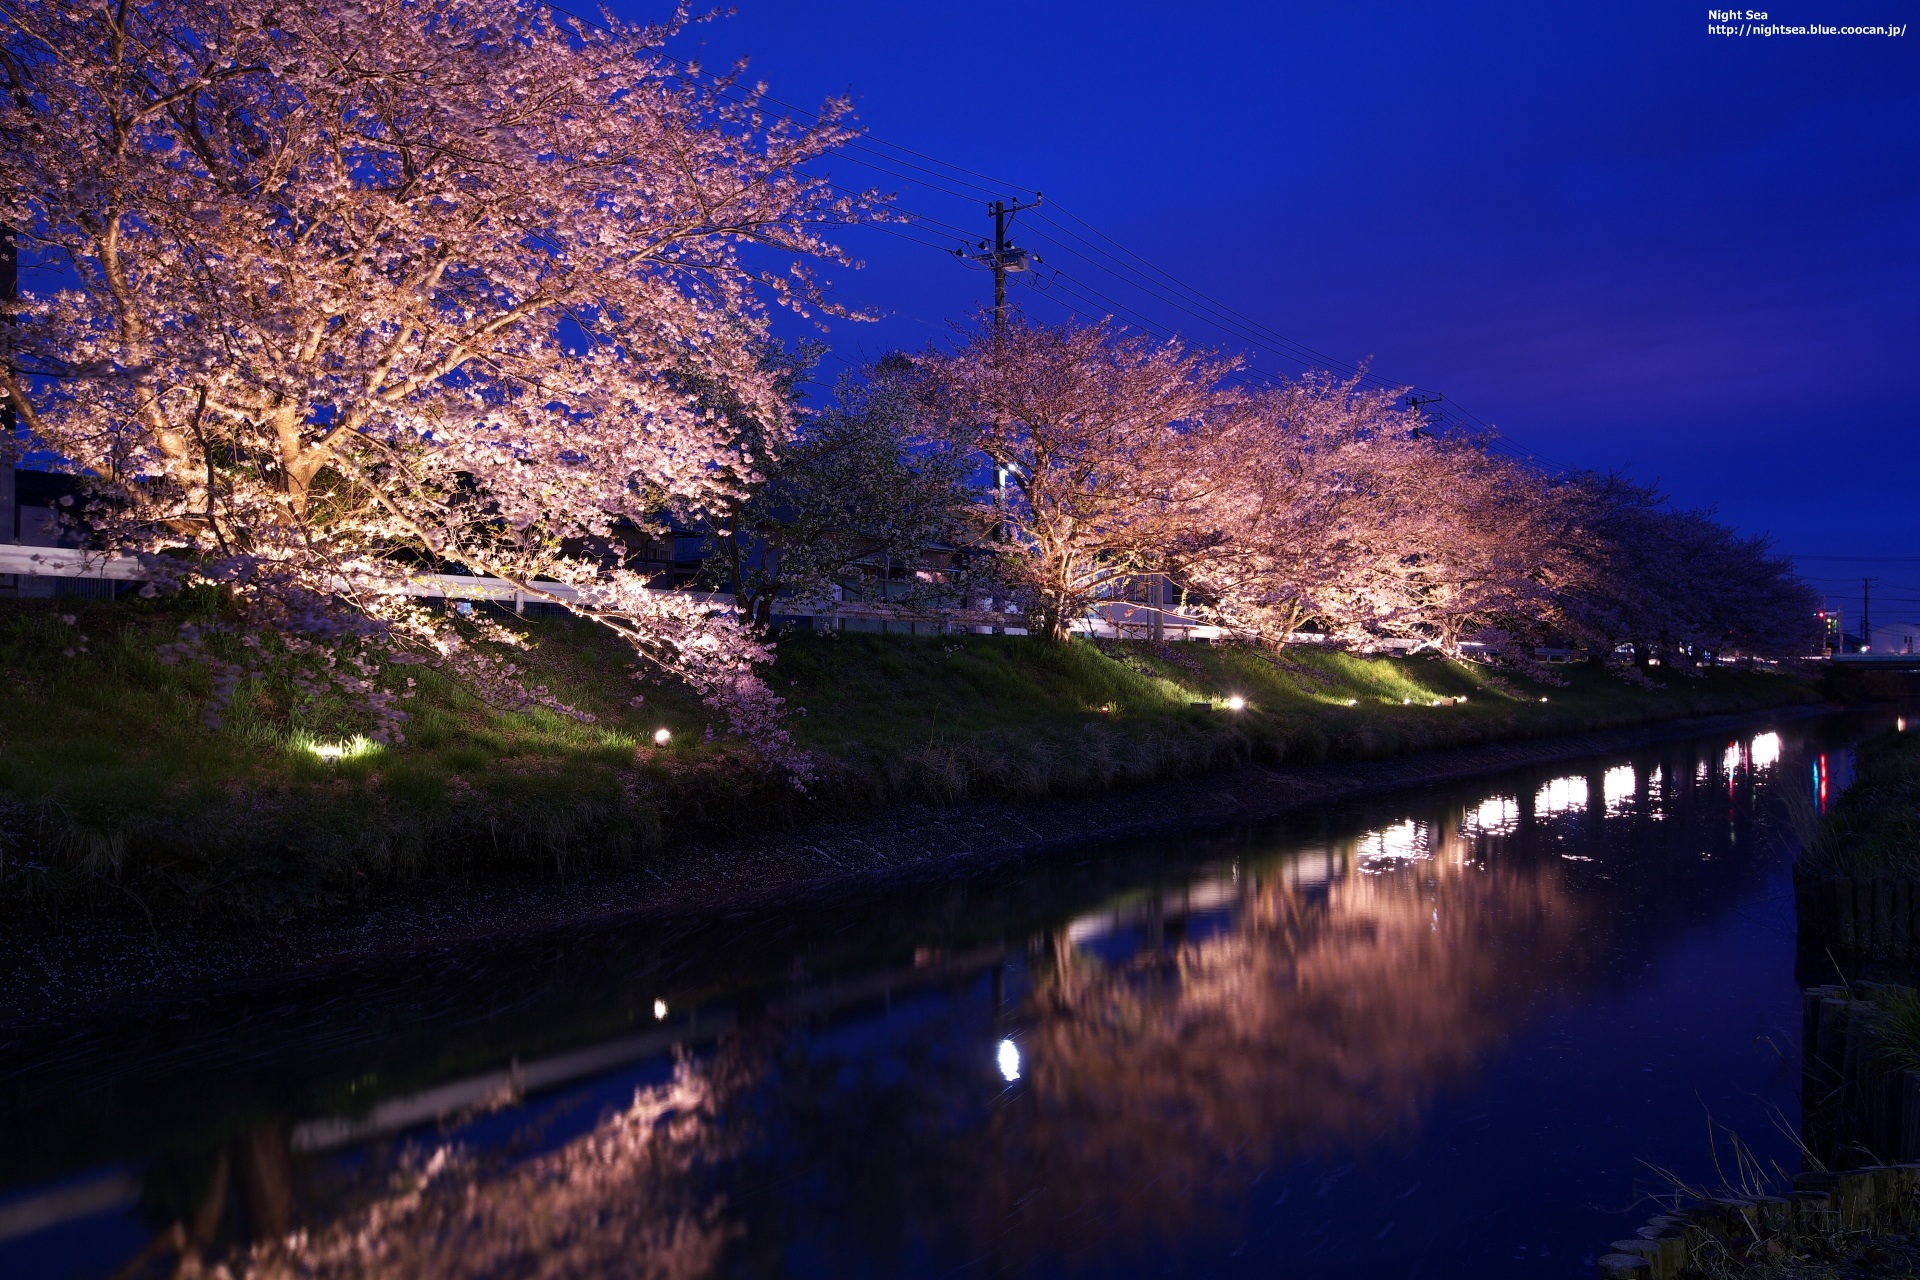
[1817, 609, 1843, 654]
[1871, 622, 1920, 656]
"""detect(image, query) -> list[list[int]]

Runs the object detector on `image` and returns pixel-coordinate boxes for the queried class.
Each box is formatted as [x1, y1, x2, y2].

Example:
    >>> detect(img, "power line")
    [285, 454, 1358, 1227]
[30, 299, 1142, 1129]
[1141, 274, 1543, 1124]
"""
[1793, 554, 1920, 563]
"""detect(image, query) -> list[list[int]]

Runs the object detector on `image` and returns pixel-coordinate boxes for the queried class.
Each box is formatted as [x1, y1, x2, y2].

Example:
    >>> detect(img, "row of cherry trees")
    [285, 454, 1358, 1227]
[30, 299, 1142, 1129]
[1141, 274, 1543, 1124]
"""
[768, 315, 1816, 665]
[1, 0, 1813, 774]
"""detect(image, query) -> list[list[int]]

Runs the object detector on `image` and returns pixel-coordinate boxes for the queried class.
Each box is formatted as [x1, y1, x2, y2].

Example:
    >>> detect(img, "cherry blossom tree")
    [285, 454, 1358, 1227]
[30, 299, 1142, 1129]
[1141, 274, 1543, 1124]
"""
[1344, 437, 1573, 657]
[1187, 375, 1586, 660]
[1179, 374, 1437, 647]
[1549, 474, 1817, 664]
[0, 0, 876, 764]
[916, 316, 1238, 640]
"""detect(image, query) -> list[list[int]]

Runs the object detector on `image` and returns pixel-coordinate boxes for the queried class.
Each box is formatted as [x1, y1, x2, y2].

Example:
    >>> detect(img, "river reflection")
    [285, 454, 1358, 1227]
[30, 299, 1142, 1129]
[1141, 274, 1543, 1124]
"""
[0, 711, 1895, 1278]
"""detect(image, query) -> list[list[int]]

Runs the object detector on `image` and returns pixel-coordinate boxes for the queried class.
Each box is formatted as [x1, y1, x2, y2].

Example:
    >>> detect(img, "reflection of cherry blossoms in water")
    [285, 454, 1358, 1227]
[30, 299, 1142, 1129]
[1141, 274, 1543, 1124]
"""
[232, 1058, 744, 1280]
[994, 840, 1594, 1256]
[166, 796, 1615, 1273]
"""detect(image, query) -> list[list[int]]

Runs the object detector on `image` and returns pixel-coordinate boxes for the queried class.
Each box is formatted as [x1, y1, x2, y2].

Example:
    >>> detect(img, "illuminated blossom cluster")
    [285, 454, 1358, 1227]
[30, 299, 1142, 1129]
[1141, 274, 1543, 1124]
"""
[915, 317, 1236, 640]
[915, 317, 1813, 662]
[0, 0, 871, 769]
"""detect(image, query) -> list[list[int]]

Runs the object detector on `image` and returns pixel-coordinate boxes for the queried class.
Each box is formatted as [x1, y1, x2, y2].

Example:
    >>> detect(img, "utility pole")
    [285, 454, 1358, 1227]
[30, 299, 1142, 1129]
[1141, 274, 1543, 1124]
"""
[962, 193, 1042, 335]
[1864, 577, 1875, 652]
[960, 195, 1042, 556]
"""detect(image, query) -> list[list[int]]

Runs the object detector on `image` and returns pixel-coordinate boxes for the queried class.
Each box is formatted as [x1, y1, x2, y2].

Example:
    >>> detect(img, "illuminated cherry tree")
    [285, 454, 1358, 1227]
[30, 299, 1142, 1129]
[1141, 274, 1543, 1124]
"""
[1346, 438, 1573, 657]
[1180, 374, 1580, 658]
[916, 316, 1238, 640]
[1180, 374, 1435, 647]
[0, 0, 874, 763]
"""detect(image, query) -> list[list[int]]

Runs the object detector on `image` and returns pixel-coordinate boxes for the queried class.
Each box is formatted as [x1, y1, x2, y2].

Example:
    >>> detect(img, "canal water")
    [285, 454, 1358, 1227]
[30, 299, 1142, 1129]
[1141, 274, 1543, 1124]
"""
[0, 709, 1901, 1278]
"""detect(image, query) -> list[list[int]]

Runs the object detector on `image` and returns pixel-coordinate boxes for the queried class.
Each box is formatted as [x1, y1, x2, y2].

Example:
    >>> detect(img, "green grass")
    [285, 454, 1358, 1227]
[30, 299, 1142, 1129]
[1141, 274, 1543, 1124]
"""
[1861, 984, 1920, 1072]
[0, 595, 1819, 917]
[1801, 729, 1920, 877]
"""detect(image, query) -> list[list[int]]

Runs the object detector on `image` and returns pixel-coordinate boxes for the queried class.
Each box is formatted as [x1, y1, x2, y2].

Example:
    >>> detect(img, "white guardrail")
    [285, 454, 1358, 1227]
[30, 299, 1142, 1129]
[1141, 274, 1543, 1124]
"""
[0, 543, 1050, 631]
[0, 543, 1235, 638]
[0, 542, 588, 605]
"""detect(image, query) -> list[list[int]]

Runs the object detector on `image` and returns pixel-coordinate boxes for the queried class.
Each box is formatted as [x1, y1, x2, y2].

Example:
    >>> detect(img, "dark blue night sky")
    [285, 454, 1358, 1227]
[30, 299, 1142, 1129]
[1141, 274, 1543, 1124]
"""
[613, 0, 1919, 619]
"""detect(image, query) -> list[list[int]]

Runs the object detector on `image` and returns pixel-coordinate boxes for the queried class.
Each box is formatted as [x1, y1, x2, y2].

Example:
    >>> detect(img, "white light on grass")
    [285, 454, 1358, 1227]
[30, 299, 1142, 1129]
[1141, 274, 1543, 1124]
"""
[653, 728, 672, 747]
[653, 999, 668, 1020]
[1226, 695, 1246, 712]
[305, 735, 377, 765]
[997, 1038, 1021, 1082]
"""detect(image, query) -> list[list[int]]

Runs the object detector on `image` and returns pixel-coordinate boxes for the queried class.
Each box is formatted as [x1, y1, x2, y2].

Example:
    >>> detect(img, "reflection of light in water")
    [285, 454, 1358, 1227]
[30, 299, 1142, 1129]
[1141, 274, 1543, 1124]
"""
[1749, 732, 1781, 768]
[1459, 796, 1519, 837]
[1356, 820, 1429, 871]
[1066, 913, 1110, 944]
[1648, 766, 1664, 820]
[1696, 760, 1709, 783]
[998, 1039, 1022, 1082]
[653, 999, 668, 1020]
[1723, 742, 1743, 774]
[1283, 849, 1337, 888]
[1184, 879, 1237, 912]
[1063, 873, 1244, 949]
[1535, 776, 1588, 816]
[1603, 765, 1635, 815]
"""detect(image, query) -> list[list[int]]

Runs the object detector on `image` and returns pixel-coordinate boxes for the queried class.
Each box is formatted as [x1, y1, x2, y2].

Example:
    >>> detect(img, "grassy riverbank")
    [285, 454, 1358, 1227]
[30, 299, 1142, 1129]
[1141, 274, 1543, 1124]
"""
[1800, 726, 1920, 877]
[0, 595, 1819, 917]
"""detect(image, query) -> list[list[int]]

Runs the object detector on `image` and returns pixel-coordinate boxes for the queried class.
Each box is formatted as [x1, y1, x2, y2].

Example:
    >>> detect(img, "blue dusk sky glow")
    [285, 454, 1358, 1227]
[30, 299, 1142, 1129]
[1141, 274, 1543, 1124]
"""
[614, 0, 1918, 617]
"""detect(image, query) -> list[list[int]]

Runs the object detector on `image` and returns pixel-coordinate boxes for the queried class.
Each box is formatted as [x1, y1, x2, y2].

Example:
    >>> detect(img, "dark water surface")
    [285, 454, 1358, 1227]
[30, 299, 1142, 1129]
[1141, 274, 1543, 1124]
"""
[0, 709, 1901, 1278]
